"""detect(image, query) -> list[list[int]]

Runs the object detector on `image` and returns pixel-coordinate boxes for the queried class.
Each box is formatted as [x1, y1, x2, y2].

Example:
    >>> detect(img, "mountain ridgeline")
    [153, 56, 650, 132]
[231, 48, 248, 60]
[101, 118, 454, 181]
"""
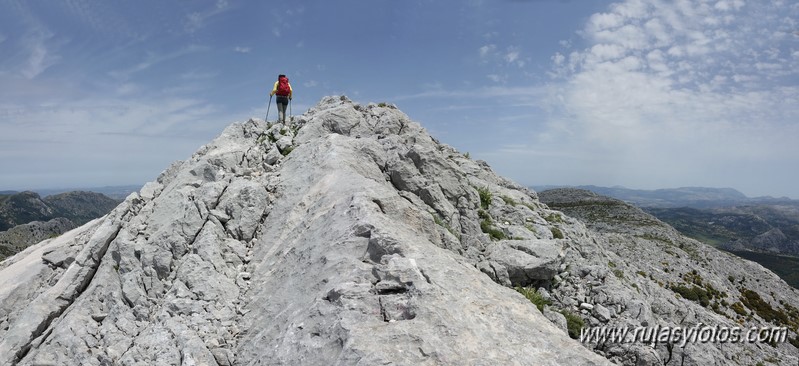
[0, 191, 121, 260]
[1, 97, 798, 365]
[540, 185, 799, 288]
[0, 191, 121, 232]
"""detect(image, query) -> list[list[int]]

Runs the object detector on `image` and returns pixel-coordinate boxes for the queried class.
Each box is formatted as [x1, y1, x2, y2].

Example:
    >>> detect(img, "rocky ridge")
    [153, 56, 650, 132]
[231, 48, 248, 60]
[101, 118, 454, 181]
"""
[0, 97, 797, 365]
[539, 188, 799, 365]
[0, 96, 607, 365]
[0, 218, 76, 259]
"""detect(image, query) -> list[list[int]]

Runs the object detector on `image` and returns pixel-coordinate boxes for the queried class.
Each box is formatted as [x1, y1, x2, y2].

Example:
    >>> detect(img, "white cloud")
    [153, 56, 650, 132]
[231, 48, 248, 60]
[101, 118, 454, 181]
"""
[479, 44, 496, 59]
[487, 74, 504, 83]
[540, 0, 799, 195]
[185, 0, 231, 33]
[109, 45, 207, 80]
[505, 50, 519, 64]
[234, 46, 251, 53]
[20, 28, 61, 79]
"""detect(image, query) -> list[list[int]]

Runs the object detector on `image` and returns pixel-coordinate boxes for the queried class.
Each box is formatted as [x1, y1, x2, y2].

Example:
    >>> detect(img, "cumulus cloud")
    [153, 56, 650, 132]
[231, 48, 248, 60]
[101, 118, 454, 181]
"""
[541, 0, 799, 194]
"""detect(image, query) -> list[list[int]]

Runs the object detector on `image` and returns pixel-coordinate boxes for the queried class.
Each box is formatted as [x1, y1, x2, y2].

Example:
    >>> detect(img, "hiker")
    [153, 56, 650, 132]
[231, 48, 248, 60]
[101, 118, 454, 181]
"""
[269, 74, 293, 123]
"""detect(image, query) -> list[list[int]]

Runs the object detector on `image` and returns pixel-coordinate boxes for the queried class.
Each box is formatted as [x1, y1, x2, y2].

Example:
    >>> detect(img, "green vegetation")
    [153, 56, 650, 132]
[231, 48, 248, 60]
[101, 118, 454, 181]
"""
[728, 251, 799, 289]
[670, 284, 712, 307]
[550, 227, 564, 239]
[377, 102, 388, 107]
[669, 270, 725, 308]
[481, 218, 506, 241]
[464, 152, 470, 159]
[739, 289, 792, 326]
[280, 146, 294, 156]
[730, 302, 747, 316]
[515, 287, 550, 312]
[476, 186, 492, 210]
[561, 310, 585, 339]
[500, 195, 517, 207]
[544, 213, 563, 223]
[635, 233, 673, 245]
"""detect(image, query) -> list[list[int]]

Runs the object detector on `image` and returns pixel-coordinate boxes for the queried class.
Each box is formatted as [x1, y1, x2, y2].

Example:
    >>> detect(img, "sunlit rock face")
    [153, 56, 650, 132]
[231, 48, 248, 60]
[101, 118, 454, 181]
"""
[2, 96, 797, 366]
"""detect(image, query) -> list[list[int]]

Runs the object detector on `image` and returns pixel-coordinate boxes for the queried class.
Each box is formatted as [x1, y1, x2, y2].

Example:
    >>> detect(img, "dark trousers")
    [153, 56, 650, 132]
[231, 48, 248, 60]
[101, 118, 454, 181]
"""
[276, 96, 289, 122]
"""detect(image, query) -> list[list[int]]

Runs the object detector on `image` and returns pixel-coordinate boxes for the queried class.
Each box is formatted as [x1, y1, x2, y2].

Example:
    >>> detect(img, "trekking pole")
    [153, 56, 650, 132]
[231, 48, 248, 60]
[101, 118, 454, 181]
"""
[289, 98, 292, 121]
[265, 95, 272, 122]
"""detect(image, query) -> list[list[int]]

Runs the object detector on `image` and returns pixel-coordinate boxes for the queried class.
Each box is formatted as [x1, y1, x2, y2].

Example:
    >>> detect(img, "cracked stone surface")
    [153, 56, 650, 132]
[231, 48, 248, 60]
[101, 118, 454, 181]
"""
[1, 96, 797, 365]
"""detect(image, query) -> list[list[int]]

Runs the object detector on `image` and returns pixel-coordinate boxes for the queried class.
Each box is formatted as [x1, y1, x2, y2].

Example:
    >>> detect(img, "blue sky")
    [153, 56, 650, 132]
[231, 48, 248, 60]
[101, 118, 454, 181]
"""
[1, 0, 798, 198]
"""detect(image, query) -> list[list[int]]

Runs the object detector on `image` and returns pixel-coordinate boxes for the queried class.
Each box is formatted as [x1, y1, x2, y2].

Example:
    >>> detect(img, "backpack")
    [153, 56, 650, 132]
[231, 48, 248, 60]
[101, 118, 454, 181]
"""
[276, 76, 290, 96]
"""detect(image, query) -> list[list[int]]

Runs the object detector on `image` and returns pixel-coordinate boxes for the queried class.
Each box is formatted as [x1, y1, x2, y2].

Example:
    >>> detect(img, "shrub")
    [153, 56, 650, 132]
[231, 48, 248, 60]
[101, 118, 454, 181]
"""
[481, 219, 506, 241]
[500, 195, 517, 206]
[551, 227, 564, 239]
[476, 186, 492, 209]
[671, 284, 711, 307]
[740, 288, 790, 325]
[544, 213, 563, 223]
[561, 310, 585, 339]
[730, 302, 747, 316]
[515, 287, 550, 312]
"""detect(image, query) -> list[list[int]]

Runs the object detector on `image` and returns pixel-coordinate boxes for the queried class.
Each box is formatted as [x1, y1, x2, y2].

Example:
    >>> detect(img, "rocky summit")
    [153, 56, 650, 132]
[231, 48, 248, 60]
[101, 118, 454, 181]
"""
[0, 96, 797, 365]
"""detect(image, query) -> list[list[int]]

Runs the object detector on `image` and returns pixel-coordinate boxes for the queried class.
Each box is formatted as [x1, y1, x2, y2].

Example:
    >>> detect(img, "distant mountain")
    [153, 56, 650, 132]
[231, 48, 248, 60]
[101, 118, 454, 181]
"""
[0, 191, 120, 232]
[645, 204, 799, 255]
[0, 191, 55, 231]
[533, 185, 767, 208]
[0, 191, 121, 260]
[32, 185, 142, 200]
[536, 185, 799, 289]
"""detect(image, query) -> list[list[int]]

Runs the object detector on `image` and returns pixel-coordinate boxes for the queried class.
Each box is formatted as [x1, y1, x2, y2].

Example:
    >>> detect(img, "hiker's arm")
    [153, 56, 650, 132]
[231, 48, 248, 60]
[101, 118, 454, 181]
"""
[269, 81, 278, 96]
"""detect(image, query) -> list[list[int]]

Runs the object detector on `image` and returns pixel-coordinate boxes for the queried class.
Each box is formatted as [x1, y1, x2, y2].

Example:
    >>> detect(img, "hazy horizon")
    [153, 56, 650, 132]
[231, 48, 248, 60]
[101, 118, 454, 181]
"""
[2, 1, 797, 198]
[3, 182, 796, 201]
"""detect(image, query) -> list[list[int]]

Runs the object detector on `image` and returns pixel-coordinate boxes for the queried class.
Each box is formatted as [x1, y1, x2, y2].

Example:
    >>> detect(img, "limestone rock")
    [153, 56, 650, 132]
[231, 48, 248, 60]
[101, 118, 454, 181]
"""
[0, 97, 608, 366]
[2, 97, 797, 366]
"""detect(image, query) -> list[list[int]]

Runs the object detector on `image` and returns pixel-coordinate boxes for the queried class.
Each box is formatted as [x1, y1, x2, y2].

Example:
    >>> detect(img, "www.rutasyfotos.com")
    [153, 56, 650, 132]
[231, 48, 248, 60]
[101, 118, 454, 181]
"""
[580, 323, 789, 347]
